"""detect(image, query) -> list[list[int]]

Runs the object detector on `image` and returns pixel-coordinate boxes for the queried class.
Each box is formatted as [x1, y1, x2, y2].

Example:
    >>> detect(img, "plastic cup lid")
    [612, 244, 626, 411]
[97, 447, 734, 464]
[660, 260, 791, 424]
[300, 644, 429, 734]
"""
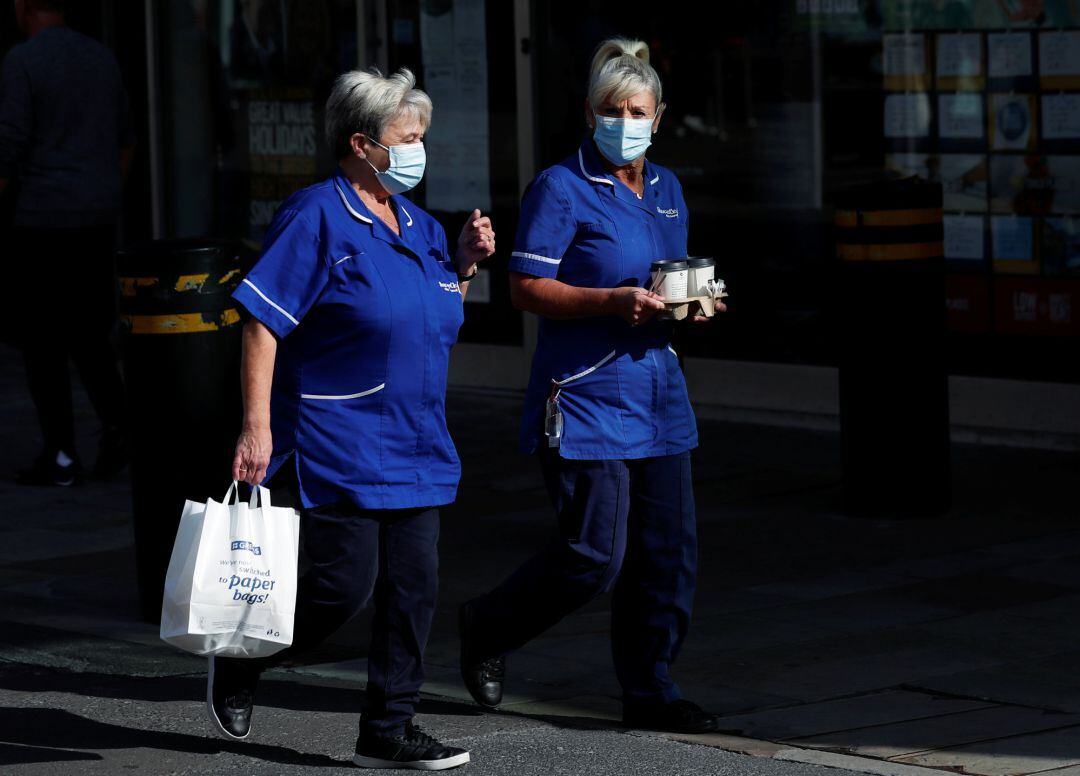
[650, 259, 689, 272]
[686, 256, 714, 269]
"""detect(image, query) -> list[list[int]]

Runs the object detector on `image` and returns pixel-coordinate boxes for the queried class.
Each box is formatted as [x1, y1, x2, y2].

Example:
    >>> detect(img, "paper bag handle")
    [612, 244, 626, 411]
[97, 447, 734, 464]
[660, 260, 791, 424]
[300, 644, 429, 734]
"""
[222, 481, 272, 509]
[248, 485, 272, 509]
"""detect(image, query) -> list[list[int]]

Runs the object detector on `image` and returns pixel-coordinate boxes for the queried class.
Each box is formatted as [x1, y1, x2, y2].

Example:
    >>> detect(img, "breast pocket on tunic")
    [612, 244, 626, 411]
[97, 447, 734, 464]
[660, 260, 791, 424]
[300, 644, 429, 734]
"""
[563, 221, 623, 287]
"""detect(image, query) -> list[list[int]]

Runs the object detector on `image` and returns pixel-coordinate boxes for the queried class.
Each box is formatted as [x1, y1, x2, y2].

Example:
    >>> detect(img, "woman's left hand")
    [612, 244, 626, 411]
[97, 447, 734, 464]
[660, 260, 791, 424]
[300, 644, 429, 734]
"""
[456, 208, 495, 275]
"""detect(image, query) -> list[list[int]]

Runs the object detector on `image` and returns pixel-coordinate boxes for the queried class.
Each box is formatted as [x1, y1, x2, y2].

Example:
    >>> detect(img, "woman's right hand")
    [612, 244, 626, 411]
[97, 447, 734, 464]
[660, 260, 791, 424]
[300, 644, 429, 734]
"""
[232, 426, 272, 486]
[606, 286, 667, 326]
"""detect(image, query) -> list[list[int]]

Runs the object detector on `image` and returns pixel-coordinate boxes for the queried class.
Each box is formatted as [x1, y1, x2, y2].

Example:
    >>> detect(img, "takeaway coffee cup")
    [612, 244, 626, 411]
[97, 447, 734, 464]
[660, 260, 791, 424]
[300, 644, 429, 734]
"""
[649, 259, 689, 301]
[686, 257, 716, 297]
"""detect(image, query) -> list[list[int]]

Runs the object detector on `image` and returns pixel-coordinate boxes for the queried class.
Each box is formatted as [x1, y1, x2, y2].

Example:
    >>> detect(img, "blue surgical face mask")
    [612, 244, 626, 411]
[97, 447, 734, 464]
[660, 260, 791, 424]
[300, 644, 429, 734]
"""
[592, 114, 654, 165]
[367, 138, 426, 194]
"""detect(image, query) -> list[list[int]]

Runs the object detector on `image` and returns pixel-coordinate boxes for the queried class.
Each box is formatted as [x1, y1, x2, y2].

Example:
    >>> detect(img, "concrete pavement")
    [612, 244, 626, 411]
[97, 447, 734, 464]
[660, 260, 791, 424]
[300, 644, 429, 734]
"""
[1, 345, 1079, 774]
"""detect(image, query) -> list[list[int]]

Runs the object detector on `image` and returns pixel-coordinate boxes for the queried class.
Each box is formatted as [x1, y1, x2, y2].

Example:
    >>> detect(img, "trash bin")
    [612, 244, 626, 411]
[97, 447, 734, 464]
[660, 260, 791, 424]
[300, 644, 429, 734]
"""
[834, 178, 951, 517]
[117, 239, 246, 622]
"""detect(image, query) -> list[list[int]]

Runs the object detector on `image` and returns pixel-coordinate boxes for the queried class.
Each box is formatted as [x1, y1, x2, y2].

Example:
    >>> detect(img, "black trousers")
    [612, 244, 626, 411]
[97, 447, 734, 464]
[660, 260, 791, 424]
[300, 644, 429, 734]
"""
[238, 499, 441, 739]
[13, 226, 126, 456]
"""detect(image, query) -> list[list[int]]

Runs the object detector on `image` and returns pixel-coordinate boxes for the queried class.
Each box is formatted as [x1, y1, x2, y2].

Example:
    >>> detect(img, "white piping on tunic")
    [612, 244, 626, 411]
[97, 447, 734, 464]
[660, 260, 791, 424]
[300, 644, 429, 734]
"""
[511, 250, 561, 265]
[555, 350, 617, 386]
[650, 173, 660, 185]
[242, 278, 299, 326]
[333, 254, 358, 266]
[668, 345, 678, 357]
[333, 180, 375, 224]
[397, 201, 414, 227]
[578, 148, 614, 186]
[301, 383, 386, 400]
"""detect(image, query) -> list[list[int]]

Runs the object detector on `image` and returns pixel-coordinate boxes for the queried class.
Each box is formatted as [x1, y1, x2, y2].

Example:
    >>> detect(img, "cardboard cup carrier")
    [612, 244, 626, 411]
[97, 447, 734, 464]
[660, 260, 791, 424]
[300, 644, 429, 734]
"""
[649, 257, 727, 320]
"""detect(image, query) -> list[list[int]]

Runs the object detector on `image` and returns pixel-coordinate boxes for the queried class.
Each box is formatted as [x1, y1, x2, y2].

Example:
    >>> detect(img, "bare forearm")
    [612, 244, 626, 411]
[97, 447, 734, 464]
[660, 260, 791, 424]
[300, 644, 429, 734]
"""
[510, 275, 615, 320]
[241, 319, 276, 431]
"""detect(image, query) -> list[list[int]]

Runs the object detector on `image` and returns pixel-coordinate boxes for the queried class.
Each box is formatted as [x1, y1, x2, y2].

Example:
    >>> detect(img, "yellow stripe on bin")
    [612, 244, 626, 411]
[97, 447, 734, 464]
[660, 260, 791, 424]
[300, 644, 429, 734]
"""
[174, 273, 211, 292]
[217, 268, 240, 286]
[122, 308, 242, 334]
[119, 277, 160, 297]
[835, 210, 859, 227]
[834, 208, 943, 228]
[837, 242, 944, 261]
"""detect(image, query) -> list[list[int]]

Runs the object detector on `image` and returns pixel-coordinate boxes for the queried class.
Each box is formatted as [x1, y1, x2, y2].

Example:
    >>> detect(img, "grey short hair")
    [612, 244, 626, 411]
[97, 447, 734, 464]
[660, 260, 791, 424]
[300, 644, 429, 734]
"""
[586, 38, 663, 112]
[325, 67, 433, 159]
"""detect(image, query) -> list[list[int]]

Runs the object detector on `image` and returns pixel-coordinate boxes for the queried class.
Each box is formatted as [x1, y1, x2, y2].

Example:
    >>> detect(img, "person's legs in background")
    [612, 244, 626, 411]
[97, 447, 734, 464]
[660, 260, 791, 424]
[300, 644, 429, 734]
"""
[67, 225, 127, 478]
[15, 227, 80, 485]
[14, 225, 127, 484]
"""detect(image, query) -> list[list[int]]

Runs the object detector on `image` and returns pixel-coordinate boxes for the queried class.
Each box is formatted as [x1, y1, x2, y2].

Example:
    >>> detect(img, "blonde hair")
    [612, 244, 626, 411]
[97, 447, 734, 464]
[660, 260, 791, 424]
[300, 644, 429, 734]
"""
[325, 67, 433, 158]
[586, 38, 663, 111]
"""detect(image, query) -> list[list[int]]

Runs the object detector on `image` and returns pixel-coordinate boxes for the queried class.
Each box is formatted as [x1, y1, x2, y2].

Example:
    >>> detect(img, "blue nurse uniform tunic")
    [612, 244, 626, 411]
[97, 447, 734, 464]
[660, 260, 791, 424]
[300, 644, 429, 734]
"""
[467, 140, 701, 707]
[508, 138, 698, 459]
[232, 167, 465, 510]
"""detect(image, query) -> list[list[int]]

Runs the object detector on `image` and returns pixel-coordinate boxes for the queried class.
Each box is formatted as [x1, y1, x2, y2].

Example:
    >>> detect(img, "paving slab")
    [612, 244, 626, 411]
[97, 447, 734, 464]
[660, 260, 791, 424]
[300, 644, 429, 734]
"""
[716, 691, 994, 741]
[794, 706, 1079, 759]
[894, 726, 1080, 775]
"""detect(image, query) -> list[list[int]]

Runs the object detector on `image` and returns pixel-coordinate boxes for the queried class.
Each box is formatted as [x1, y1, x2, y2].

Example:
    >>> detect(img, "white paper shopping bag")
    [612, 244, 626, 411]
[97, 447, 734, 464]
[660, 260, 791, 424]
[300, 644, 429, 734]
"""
[160, 482, 300, 658]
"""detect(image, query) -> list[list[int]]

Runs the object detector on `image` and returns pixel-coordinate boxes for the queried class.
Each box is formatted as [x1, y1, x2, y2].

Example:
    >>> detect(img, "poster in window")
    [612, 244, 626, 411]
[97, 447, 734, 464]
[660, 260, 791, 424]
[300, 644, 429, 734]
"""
[987, 32, 1035, 90]
[944, 214, 987, 261]
[939, 93, 985, 151]
[884, 33, 929, 91]
[885, 93, 932, 141]
[991, 214, 1039, 273]
[989, 94, 1037, 152]
[1041, 94, 1080, 152]
[1039, 30, 1080, 90]
[419, 0, 492, 214]
[936, 33, 983, 91]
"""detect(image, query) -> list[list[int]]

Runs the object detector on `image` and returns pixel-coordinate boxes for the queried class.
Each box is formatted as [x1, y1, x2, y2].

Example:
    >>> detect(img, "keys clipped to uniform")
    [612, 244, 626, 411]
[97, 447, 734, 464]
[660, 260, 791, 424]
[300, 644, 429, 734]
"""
[545, 383, 564, 448]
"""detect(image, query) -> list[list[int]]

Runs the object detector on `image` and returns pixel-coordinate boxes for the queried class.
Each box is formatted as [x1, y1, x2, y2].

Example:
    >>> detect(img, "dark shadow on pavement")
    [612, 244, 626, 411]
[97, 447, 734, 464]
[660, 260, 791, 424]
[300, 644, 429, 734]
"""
[0, 742, 102, 766]
[0, 707, 344, 768]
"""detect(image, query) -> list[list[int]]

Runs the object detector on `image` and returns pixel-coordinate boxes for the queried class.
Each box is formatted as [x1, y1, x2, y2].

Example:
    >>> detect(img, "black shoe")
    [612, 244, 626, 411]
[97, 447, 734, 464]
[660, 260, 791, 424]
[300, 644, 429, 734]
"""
[459, 601, 504, 708]
[16, 451, 82, 487]
[92, 426, 128, 480]
[622, 698, 720, 734]
[206, 655, 259, 740]
[353, 723, 470, 770]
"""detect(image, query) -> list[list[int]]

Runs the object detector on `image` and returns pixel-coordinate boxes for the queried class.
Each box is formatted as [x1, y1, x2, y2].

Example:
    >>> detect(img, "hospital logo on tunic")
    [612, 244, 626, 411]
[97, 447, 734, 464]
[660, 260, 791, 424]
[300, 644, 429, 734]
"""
[438, 280, 461, 293]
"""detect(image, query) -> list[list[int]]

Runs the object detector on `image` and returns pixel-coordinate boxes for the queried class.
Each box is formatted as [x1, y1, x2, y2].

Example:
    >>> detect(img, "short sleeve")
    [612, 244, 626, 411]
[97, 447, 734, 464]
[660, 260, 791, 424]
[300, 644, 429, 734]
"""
[232, 208, 327, 338]
[508, 173, 576, 279]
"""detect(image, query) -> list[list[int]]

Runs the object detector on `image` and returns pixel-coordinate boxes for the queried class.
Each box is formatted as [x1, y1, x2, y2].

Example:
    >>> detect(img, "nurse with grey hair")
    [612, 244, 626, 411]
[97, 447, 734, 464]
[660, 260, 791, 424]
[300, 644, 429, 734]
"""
[460, 37, 723, 734]
[209, 67, 493, 770]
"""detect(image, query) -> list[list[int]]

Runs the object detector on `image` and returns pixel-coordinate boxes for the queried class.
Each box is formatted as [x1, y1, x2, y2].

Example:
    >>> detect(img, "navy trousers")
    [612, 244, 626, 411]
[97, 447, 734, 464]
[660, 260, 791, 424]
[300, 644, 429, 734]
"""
[470, 450, 697, 704]
[239, 502, 440, 738]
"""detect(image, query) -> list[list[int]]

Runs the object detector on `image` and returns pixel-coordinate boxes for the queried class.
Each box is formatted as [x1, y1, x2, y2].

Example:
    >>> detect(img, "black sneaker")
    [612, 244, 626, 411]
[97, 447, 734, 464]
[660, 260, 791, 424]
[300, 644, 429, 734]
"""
[622, 698, 721, 734]
[206, 655, 259, 740]
[353, 723, 470, 770]
[16, 451, 82, 487]
[92, 426, 128, 480]
[459, 601, 504, 708]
